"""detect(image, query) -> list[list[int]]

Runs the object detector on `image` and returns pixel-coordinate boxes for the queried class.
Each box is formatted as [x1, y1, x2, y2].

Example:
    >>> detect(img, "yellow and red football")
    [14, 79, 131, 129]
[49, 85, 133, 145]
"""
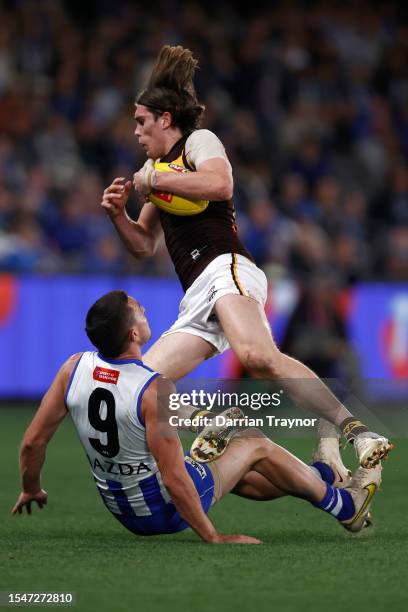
[148, 162, 209, 216]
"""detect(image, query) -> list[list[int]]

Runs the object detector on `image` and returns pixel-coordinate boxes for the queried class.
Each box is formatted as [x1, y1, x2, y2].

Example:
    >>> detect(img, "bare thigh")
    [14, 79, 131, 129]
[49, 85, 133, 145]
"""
[214, 294, 279, 361]
[208, 436, 266, 501]
[215, 294, 351, 425]
[208, 432, 325, 504]
[143, 332, 216, 380]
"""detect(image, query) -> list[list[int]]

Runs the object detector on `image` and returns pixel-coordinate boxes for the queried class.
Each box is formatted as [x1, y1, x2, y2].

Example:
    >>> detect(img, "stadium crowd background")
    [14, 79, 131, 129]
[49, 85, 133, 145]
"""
[0, 0, 407, 284]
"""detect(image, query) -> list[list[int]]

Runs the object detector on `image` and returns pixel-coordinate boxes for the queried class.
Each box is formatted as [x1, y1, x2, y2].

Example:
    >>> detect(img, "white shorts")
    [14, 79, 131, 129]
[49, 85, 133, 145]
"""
[161, 253, 268, 354]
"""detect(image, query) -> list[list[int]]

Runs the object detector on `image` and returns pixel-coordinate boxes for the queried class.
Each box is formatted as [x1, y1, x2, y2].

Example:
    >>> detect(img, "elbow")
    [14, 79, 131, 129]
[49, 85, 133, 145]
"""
[221, 186, 234, 201]
[128, 240, 155, 259]
[133, 225, 158, 258]
[214, 177, 233, 201]
[162, 472, 183, 494]
[139, 242, 157, 259]
[133, 246, 154, 259]
[162, 474, 176, 491]
[22, 435, 46, 453]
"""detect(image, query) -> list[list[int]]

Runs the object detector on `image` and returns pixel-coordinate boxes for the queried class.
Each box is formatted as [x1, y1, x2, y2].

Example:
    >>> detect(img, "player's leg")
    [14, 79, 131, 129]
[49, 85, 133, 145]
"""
[210, 435, 326, 503]
[231, 471, 285, 501]
[143, 331, 227, 436]
[232, 422, 351, 497]
[234, 418, 353, 500]
[215, 294, 352, 426]
[194, 416, 352, 498]
[143, 331, 215, 379]
[209, 433, 381, 532]
[214, 294, 393, 467]
[221, 455, 378, 533]
[311, 419, 352, 487]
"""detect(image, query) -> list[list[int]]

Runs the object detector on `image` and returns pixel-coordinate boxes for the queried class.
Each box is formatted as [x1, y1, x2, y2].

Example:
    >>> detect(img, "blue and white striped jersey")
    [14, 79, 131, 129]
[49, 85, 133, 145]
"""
[65, 351, 171, 517]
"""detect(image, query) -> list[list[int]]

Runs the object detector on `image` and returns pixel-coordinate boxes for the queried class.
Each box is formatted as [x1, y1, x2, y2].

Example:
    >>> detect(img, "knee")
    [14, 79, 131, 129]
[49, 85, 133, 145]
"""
[240, 345, 283, 378]
[251, 438, 276, 463]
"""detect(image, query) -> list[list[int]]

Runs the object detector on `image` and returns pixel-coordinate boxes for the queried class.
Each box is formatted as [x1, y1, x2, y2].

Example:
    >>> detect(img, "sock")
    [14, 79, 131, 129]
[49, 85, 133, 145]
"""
[313, 483, 355, 521]
[340, 417, 369, 443]
[310, 461, 335, 485]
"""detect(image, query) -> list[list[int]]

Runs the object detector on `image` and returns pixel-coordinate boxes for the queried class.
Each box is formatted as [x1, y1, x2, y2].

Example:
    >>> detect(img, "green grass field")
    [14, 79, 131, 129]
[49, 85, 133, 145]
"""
[1, 406, 407, 612]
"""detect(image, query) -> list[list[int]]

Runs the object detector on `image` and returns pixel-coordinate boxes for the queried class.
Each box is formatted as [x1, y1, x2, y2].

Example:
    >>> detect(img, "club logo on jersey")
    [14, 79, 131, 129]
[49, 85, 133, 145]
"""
[93, 367, 120, 384]
[168, 163, 189, 173]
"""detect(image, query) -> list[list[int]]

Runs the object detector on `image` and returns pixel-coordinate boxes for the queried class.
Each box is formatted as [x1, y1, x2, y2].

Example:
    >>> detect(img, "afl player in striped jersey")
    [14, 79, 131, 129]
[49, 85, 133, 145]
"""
[12, 291, 381, 537]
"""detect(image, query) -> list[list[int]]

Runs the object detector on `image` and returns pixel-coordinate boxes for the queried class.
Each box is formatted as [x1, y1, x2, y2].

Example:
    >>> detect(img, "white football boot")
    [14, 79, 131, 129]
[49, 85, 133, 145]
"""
[340, 464, 382, 532]
[354, 432, 394, 468]
[190, 407, 244, 463]
[312, 420, 352, 488]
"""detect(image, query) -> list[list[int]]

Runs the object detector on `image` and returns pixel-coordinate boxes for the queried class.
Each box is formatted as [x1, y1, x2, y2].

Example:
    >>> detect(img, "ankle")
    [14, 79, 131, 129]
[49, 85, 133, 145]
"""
[340, 417, 369, 443]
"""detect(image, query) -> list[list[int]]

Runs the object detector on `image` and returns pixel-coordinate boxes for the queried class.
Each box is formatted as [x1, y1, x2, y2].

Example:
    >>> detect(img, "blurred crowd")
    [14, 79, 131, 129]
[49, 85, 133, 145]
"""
[0, 0, 407, 282]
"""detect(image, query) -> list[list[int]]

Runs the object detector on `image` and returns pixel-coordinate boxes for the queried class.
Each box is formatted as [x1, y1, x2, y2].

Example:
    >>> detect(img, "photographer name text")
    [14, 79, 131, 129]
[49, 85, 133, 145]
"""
[168, 415, 318, 429]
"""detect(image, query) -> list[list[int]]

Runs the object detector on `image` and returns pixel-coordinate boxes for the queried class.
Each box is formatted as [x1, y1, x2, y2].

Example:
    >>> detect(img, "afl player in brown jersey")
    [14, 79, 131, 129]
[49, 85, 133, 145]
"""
[101, 45, 392, 469]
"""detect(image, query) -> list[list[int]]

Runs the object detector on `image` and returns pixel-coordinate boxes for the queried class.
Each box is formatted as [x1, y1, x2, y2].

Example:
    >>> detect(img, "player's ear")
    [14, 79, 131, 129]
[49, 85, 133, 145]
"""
[128, 326, 139, 343]
[161, 112, 172, 129]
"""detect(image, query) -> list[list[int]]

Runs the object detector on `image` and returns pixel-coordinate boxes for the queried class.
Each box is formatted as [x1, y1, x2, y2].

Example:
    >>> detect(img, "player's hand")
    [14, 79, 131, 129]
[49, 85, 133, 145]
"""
[101, 178, 132, 219]
[133, 160, 156, 197]
[209, 533, 262, 544]
[12, 489, 48, 515]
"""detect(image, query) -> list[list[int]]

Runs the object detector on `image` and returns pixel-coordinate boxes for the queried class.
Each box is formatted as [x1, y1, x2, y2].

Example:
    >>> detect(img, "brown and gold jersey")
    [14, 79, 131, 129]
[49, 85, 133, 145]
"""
[157, 132, 253, 291]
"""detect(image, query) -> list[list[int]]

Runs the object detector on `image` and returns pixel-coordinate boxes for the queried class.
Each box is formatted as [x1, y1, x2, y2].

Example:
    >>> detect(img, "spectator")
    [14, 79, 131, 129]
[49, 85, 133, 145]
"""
[0, 0, 405, 282]
[280, 270, 352, 379]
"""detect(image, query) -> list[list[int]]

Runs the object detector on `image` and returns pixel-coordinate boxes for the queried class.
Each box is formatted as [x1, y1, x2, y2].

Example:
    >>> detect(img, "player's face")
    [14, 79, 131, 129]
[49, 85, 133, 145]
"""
[128, 296, 151, 345]
[134, 105, 166, 159]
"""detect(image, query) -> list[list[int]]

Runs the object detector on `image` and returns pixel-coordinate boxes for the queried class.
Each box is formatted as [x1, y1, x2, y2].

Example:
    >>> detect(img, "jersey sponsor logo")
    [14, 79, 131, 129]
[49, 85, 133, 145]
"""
[87, 454, 151, 476]
[93, 366, 120, 384]
[168, 163, 189, 173]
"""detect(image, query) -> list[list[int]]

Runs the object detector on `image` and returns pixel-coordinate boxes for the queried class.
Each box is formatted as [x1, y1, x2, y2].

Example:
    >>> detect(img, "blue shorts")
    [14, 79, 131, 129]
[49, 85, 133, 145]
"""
[109, 457, 214, 536]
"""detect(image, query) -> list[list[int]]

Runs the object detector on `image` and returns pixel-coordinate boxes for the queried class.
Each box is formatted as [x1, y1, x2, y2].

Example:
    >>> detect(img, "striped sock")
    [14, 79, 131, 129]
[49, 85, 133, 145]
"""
[314, 483, 355, 521]
[310, 461, 335, 485]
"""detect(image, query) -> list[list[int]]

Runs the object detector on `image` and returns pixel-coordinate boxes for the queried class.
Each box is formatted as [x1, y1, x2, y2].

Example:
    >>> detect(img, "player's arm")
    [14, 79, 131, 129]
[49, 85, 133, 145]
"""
[133, 131, 234, 202]
[11, 353, 80, 515]
[142, 379, 218, 542]
[142, 379, 261, 544]
[101, 177, 163, 258]
[150, 157, 233, 201]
